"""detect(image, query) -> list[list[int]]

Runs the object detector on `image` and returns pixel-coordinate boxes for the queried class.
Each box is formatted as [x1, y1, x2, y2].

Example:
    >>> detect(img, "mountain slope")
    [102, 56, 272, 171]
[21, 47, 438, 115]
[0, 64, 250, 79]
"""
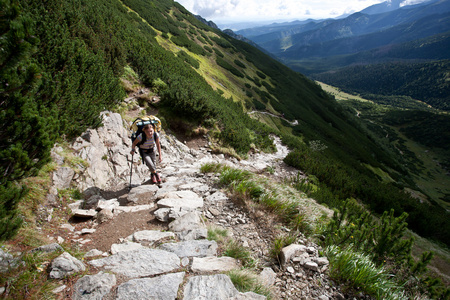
[3, 0, 449, 257]
[2, 0, 450, 298]
[312, 59, 450, 111]
[360, 0, 404, 14]
[278, 12, 450, 59]
[239, 0, 449, 51]
[288, 31, 450, 75]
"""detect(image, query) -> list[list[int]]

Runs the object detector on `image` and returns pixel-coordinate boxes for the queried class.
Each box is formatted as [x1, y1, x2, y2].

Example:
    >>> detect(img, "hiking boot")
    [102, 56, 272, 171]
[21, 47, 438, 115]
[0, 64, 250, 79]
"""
[155, 173, 161, 183]
[151, 173, 157, 184]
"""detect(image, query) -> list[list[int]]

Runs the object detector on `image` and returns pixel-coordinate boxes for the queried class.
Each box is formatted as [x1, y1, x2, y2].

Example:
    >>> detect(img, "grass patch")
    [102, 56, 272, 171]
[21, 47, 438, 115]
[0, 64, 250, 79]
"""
[227, 269, 273, 299]
[224, 240, 256, 268]
[207, 226, 229, 243]
[234, 180, 264, 200]
[200, 162, 224, 174]
[219, 168, 252, 186]
[208, 226, 256, 268]
[325, 245, 407, 300]
[269, 234, 297, 264]
[216, 167, 315, 235]
[0, 249, 63, 299]
[257, 192, 299, 224]
[289, 212, 313, 234]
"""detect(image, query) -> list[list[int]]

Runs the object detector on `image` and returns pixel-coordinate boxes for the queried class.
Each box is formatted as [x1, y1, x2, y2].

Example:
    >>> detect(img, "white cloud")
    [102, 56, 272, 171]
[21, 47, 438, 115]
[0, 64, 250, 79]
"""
[176, 0, 429, 23]
[177, 0, 384, 22]
[400, 0, 427, 6]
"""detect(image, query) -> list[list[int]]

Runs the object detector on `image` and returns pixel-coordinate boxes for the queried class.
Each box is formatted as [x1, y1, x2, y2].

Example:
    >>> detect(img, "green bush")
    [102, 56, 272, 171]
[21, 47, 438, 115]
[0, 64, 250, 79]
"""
[216, 57, 245, 78]
[234, 59, 246, 68]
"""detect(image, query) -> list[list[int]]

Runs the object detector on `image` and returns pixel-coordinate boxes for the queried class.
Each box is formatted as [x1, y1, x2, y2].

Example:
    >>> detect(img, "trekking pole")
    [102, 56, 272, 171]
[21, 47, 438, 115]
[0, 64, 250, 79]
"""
[129, 152, 134, 190]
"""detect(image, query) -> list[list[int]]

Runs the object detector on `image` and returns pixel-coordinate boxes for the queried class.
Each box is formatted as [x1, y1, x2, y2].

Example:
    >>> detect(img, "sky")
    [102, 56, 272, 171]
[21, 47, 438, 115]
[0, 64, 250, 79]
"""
[176, 0, 429, 28]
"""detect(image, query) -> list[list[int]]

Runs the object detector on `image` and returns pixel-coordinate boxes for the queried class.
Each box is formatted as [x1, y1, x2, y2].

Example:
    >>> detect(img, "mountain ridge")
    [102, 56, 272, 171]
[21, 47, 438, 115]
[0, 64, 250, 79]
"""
[245, 0, 450, 56]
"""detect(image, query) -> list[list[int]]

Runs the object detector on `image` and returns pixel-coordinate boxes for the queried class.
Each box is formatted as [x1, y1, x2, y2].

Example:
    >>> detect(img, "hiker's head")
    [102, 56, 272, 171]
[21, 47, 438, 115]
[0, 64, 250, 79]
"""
[143, 124, 154, 134]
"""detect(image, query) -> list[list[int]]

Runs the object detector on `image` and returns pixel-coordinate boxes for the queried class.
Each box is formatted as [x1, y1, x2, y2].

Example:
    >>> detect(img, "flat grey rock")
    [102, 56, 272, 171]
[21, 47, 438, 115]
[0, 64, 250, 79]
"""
[157, 197, 203, 210]
[31, 243, 63, 253]
[127, 230, 175, 245]
[88, 249, 180, 278]
[110, 242, 145, 254]
[168, 211, 203, 232]
[127, 185, 159, 204]
[114, 204, 154, 213]
[183, 274, 267, 300]
[72, 209, 97, 218]
[49, 252, 86, 279]
[191, 256, 240, 273]
[116, 272, 185, 300]
[159, 239, 217, 258]
[205, 191, 228, 202]
[72, 271, 116, 300]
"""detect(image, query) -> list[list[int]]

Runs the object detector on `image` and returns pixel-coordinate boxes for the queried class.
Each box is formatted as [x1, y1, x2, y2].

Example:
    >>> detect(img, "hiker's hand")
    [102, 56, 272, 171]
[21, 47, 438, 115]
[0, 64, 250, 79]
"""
[130, 149, 136, 155]
[159, 155, 162, 163]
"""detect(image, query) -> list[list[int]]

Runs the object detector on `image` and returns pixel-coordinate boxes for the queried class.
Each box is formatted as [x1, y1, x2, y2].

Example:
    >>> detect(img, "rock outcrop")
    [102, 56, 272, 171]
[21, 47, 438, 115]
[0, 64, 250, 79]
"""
[4, 110, 340, 299]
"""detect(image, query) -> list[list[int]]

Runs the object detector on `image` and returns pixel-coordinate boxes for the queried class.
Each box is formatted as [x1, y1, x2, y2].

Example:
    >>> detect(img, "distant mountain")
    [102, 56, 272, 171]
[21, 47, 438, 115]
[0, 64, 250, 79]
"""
[235, 19, 327, 39]
[221, 29, 269, 54]
[289, 31, 450, 74]
[361, 0, 404, 15]
[361, 0, 437, 15]
[252, 0, 450, 54]
[235, 0, 450, 112]
[194, 15, 219, 30]
[278, 12, 450, 60]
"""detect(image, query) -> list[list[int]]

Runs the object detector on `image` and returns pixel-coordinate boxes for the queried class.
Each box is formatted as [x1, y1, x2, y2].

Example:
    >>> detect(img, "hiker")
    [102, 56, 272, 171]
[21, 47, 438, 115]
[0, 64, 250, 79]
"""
[130, 123, 162, 183]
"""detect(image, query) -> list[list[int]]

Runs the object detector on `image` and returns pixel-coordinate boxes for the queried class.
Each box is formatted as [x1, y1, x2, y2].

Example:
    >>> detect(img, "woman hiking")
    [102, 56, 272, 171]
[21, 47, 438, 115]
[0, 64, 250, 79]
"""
[130, 123, 162, 184]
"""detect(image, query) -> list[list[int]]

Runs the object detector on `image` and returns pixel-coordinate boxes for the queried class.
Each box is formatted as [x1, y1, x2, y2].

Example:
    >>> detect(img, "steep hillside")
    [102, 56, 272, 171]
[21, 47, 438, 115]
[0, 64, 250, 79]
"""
[2, 0, 450, 298]
[2, 0, 449, 278]
[287, 31, 450, 75]
[312, 59, 450, 111]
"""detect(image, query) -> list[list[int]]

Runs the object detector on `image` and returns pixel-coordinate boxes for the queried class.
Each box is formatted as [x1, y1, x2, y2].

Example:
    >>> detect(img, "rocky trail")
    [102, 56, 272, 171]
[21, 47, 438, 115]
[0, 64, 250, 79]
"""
[2, 110, 347, 299]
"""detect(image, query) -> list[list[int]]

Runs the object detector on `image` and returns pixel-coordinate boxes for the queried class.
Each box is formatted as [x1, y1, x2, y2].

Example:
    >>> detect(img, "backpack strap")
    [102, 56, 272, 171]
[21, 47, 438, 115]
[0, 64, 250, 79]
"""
[137, 132, 147, 147]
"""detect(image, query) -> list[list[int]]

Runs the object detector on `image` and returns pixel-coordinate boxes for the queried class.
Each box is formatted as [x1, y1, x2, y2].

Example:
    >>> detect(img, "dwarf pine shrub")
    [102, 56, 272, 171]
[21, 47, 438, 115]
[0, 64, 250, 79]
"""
[322, 199, 414, 264]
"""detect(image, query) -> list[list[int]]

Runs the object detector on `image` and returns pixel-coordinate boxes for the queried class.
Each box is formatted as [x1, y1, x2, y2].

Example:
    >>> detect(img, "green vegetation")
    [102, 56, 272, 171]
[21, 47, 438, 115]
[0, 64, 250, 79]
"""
[216, 56, 245, 78]
[5, 0, 444, 248]
[269, 234, 297, 264]
[207, 226, 267, 295]
[207, 226, 256, 267]
[224, 240, 256, 268]
[209, 164, 449, 299]
[382, 110, 450, 150]
[312, 60, 450, 111]
[228, 269, 273, 299]
[325, 246, 407, 300]
[213, 165, 313, 233]
[1, 250, 60, 298]
[207, 226, 229, 243]
[2, 0, 449, 298]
